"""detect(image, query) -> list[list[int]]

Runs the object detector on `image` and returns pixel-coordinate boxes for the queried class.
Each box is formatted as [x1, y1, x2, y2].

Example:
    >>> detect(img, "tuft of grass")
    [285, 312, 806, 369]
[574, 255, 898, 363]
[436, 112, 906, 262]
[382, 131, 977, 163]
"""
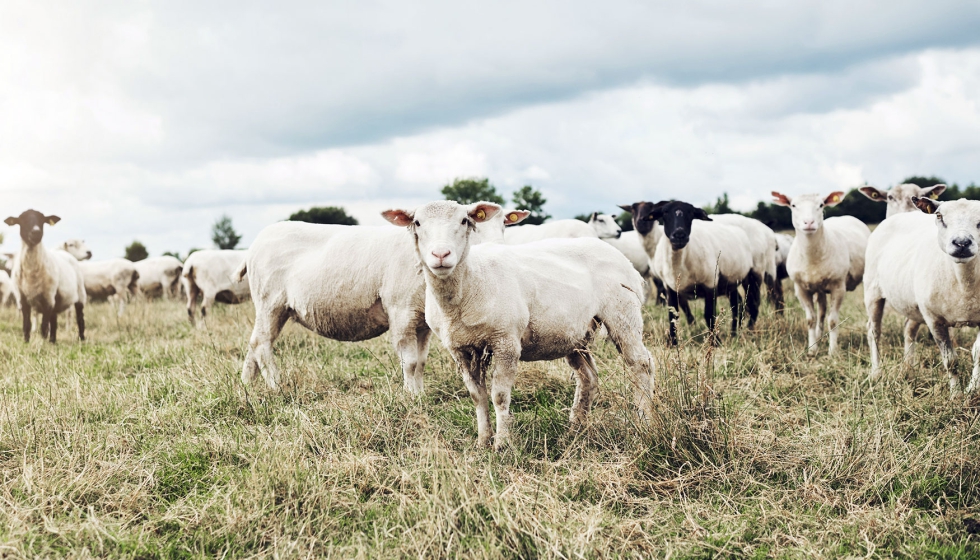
[0, 290, 978, 557]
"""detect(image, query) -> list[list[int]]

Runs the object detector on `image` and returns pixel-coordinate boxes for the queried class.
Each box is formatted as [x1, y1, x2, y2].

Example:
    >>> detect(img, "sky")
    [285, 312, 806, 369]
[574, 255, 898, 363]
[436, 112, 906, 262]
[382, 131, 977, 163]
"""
[2, 0, 980, 259]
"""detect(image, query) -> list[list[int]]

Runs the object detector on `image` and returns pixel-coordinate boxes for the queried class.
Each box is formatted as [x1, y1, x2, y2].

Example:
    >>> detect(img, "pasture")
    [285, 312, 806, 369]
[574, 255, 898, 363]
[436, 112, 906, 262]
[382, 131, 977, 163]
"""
[0, 292, 978, 558]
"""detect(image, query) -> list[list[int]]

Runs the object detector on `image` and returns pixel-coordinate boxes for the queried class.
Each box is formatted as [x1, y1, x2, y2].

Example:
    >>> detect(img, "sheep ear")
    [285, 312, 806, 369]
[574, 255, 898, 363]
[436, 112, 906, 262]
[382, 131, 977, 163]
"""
[824, 192, 845, 206]
[4, 217, 18, 226]
[912, 196, 940, 215]
[589, 211, 598, 222]
[468, 202, 501, 223]
[381, 209, 414, 227]
[693, 208, 712, 221]
[45, 215, 61, 226]
[504, 210, 530, 225]
[618, 204, 634, 214]
[771, 192, 791, 207]
[923, 184, 947, 200]
[859, 186, 886, 202]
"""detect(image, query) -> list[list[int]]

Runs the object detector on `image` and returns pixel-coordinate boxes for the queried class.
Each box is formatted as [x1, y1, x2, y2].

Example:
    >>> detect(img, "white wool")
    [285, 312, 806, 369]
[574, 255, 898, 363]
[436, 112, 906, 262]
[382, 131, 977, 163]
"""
[78, 259, 140, 316]
[389, 201, 655, 450]
[652, 221, 753, 295]
[709, 214, 777, 283]
[0, 269, 16, 307]
[134, 256, 184, 299]
[865, 199, 980, 394]
[181, 249, 249, 327]
[11, 239, 86, 342]
[238, 208, 520, 394]
[601, 229, 653, 300]
[503, 219, 597, 244]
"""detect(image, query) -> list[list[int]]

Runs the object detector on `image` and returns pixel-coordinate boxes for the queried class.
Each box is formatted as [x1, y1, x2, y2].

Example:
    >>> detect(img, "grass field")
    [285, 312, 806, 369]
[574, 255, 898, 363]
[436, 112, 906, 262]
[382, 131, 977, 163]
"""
[0, 287, 978, 558]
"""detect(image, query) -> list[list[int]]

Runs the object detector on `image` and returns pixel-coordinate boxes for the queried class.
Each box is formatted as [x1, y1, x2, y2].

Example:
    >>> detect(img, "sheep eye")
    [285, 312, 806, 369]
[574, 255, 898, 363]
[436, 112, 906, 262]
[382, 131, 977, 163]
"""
[819, 203, 824, 208]
[414, 220, 420, 227]
[461, 218, 468, 225]
[645, 215, 654, 220]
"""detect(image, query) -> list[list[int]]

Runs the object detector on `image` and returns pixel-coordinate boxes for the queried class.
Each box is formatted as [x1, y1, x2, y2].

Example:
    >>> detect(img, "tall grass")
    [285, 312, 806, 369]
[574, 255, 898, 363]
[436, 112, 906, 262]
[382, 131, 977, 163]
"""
[0, 290, 977, 558]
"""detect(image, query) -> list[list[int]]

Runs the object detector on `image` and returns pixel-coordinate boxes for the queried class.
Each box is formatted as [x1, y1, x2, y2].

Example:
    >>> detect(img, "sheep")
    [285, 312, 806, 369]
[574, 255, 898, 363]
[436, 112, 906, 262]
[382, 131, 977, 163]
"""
[4, 210, 85, 343]
[0, 269, 16, 307]
[61, 240, 139, 317]
[135, 256, 184, 299]
[383, 201, 655, 449]
[238, 207, 529, 393]
[865, 198, 980, 394]
[181, 249, 250, 327]
[619, 201, 696, 324]
[587, 212, 622, 239]
[771, 191, 870, 356]
[859, 183, 947, 218]
[503, 218, 597, 244]
[709, 213, 779, 318]
[589, 213, 655, 301]
[648, 201, 755, 345]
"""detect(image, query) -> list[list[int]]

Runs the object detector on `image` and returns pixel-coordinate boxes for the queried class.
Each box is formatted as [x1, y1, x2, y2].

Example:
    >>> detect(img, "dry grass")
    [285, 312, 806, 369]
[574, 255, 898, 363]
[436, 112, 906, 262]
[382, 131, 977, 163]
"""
[0, 288, 978, 558]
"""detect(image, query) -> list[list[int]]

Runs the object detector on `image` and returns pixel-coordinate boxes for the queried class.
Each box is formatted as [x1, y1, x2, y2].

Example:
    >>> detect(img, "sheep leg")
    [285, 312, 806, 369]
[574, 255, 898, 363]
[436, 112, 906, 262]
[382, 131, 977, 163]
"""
[74, 302, 85, 341]
[925, 316, 959, 395]
[766, 274, 785, 315]
[198, 292, 216, 329]
[566, 350, 599, 426]
[455, 348, 492, 447]
[666, 288, 680, 346]
[679, 295, 695, 325]
[185, 281, 200, 325]
[603, 311, 656, 420]
[864, 294, 888, 379]
[726, 284, 742, 335]
[794, 284, 818, 356]
[490, 347, 520, 451]
[45, 310, 57, 344]
[653, 277, 667, 307]
[20, 301, 32, 343]
[703, 291, 718, 345]
[414, 326, 432, 385]
[902, 319, 921, 367]
[814, 292, 828, 342]
[966, 333, 980, 394]
[826, 285, 845, 357]
[392, 319, 426, 394]
[242, 307, 288, 389]
[744, 273, 761, 329]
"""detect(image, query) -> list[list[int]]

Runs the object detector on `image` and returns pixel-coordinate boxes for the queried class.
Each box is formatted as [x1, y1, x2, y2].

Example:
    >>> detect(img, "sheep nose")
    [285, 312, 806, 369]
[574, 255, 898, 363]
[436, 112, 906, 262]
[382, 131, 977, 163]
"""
[953, 237, 972, 248]
[431, 248, 451, 259]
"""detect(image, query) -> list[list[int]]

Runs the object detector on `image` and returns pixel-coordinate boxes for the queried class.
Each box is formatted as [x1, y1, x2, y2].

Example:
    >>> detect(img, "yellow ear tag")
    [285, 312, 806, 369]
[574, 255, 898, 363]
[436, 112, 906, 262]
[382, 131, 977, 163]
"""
[832, 194, 840, 203]
[508, 213, 518, 221]
[930, 193, 940, 200]
[476, 210, 485, 220]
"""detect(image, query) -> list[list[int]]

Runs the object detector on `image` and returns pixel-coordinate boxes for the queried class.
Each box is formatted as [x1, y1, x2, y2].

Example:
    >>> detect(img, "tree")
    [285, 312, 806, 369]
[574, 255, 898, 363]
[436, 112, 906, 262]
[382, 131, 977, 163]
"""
[510, 185, 550, 225]
[124, 241, 148, 262]
[441, 178, 504, 205]
[616, 211, 634, 232]
[162, 250, 184, 261]
[703, 193, 735, 214]
[288, 206, 358, 225]
[212, 215, 242, 250]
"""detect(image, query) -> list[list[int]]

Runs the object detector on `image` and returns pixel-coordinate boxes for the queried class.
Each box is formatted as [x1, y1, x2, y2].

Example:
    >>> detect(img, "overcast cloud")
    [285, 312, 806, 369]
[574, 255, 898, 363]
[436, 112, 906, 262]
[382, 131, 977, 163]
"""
[2, 1, 980, 258]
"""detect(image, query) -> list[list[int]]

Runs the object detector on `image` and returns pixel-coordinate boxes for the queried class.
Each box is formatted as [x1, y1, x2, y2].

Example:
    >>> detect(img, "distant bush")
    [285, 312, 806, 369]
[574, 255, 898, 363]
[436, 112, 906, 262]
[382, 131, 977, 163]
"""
[288, 206, 358, 225]
[124, 241, 148, 262]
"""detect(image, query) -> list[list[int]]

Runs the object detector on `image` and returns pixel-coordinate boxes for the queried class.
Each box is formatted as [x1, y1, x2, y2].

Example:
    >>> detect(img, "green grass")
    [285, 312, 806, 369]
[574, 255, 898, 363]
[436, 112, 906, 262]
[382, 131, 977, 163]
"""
[0, 288, 978, 558]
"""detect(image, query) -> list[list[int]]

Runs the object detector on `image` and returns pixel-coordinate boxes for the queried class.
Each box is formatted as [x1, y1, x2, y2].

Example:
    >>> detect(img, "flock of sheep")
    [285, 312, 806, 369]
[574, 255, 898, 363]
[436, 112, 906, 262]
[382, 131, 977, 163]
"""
[3, 180, 978, 448]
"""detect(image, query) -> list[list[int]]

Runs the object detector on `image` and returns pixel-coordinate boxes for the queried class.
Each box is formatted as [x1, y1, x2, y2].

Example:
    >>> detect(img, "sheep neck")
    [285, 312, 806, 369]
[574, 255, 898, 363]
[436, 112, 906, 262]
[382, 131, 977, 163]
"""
[19, 243, 47, 277]
[794, 225, 831, 262]
[950, 258, 980, 290]
[424, 257, 476, 314]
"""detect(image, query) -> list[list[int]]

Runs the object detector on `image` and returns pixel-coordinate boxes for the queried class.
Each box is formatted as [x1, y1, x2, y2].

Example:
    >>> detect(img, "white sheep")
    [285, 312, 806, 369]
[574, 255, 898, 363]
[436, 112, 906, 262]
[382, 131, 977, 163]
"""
[649, 201, 754, 345]
[859, 183, 947, 217]
[0, 269, 16, 307]
[135, 256, 184, 299]
[587, 212, 622, 239]
[709, 213, 778, 322]
[61, 240, 139, 317]
[181, 249, 250, 327]
[503, 218, 597, 244]
[866, 198, 980, 394]
[4, 210, 86, 343]
[771, 191, 870, 356]
[383, 201, 655, 449]
[589, 213, 655, 301]
[238, 208, 529, 393]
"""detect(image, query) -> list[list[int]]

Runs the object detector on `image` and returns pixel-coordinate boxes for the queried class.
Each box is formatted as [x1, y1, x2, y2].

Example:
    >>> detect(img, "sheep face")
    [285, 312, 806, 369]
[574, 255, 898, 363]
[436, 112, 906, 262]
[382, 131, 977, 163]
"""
[4, 209, 60, 247]
[772, 191, 844, 235]
[650, 200, 711, 250]
[62, 239, 93, 261]
[860, 183, 946, 217]
[619, 201, 662, 237]
[914, 197, 980, 263]
[383, 201, 502, 279]
[589, 213, 621, 239]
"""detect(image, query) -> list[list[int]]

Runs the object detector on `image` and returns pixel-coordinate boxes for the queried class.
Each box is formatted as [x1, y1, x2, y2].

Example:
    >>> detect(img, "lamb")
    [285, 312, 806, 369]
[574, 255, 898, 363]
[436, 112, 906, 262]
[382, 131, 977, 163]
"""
[181, 249, 250, 327]
[859, 183, 947, 218]
[618, 201, 697, 324]
[648, 201, 755, 345]
[771, 191, 870, 356]
[4, 210, 85, 343]
[238, 207, 529, 393]
[865, 198, 980, 394]
[135, 256, 184, 299]
[503, 218, 597, 244]
[383, 201, 655, 449]
[61, 240, 139, 317]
